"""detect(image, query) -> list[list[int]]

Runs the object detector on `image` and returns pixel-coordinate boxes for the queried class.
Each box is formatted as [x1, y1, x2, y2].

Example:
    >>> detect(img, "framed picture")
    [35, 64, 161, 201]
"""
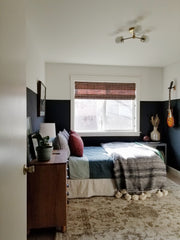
[28, 132, 38, 160]
[37, 80, 46, 116]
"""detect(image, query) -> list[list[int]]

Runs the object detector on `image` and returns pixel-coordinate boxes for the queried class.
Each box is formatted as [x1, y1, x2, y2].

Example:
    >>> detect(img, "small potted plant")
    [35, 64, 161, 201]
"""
[33, 132, 53, 161]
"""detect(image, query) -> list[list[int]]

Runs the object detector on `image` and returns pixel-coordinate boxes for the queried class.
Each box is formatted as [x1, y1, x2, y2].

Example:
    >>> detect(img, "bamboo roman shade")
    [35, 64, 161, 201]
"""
[75, 82, 136, 100]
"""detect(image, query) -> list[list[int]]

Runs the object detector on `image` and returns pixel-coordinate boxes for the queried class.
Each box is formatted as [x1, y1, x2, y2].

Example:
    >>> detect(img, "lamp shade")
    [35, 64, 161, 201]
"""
[39, 123, 56, 139]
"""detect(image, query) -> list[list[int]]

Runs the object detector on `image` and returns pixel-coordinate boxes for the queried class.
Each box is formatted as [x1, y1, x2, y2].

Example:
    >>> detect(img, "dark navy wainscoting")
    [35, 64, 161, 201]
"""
[140, 101, 164, 138]
[26, 95, 180, 171]
[45, 100, 70, 134]
[26, 88, 44, 133]
[162, 99, 180, 170]
[45, 100, 164, 143]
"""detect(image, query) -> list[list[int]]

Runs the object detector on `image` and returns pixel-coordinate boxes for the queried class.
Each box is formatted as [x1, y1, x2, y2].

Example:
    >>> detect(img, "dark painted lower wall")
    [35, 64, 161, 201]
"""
[45, 100, 70, 134]
[26, 92, 180, 171]
[140, 101, 164, 138]
[161, 99, 180, 170]
[45, 100, 164, 144]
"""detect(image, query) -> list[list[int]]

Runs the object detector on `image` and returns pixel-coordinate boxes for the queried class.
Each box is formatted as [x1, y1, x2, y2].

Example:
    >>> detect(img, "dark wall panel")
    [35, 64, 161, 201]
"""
[161, 99, 180, 170]
[44, 99, 180, 171]
[45, 99, 163, 143]
[45, 100, 70, 134]
[26, 88, 44, 133]
[82, 136, 140, 146]
[140, 101, 163, 138]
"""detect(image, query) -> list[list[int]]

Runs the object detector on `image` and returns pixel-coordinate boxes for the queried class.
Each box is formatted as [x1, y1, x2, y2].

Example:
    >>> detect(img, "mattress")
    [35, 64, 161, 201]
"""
[68, 142, 167, 198]
[68, 146, 114, 179]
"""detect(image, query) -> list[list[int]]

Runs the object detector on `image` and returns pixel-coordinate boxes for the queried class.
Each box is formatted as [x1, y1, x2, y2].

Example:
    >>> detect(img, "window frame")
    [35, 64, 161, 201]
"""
[71, 74, 140, 137]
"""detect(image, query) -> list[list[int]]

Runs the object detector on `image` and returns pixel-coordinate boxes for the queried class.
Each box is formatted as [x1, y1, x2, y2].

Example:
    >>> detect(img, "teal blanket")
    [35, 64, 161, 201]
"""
[69, 146, 114, 179]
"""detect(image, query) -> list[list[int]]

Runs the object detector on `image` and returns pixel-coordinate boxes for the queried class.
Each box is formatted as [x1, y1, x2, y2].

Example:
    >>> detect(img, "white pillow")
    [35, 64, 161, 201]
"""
[61, 129, 70, 140]
[58, 132, 70, 157]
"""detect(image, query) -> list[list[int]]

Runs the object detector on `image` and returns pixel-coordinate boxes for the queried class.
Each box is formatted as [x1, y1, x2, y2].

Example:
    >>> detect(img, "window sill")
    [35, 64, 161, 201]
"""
[76, 131, 140, 137]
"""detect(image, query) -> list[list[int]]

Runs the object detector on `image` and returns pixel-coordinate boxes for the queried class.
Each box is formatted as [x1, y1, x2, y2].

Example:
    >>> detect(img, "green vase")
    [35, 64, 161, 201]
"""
[36, 146, 53, 161]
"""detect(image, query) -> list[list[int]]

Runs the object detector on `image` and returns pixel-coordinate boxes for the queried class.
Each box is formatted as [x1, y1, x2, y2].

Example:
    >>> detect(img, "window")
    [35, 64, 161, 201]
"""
[71, 75, 140, 136]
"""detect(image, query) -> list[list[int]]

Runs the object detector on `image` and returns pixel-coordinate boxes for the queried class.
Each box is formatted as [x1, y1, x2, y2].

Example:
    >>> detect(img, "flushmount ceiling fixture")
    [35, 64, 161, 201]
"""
[115, 26, 148, 43]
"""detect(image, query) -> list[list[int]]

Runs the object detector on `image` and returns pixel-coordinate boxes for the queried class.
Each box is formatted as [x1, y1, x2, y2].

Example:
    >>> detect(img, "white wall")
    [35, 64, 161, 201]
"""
[163, 61, 180, 101]
[46, 63, 163, 101]
[26, 23, 45, 93]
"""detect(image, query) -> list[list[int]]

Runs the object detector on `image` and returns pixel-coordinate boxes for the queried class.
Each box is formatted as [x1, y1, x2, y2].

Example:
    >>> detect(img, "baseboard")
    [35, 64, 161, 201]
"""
[167, 166, 180, 179]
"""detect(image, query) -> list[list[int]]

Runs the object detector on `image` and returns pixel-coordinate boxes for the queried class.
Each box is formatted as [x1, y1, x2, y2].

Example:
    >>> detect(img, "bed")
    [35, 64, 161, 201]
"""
[67, 146, 116, 198]
[67, 142, 167, 198]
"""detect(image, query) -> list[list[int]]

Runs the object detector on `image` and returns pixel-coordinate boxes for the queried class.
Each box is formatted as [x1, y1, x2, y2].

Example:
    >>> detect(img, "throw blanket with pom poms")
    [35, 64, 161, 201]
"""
[102, 142, 167, 194]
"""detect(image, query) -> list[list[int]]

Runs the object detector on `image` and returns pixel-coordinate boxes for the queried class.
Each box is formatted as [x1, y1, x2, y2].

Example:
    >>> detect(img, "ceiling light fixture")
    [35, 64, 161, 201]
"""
[115, 26, 148, 43]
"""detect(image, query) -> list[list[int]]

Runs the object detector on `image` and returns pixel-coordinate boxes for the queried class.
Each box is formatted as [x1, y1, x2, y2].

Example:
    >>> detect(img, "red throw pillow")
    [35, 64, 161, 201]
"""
[69, 132, 84, 157]
[70, 130, 77, 135]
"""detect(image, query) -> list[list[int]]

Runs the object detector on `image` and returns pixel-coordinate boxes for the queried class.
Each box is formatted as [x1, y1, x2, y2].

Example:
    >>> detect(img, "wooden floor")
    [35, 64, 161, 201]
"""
[27, 171, 180, 240]
[167, 169, 180, 185]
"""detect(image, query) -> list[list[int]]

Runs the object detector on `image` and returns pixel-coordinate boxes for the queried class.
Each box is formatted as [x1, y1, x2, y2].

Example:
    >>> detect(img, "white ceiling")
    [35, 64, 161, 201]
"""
[27, 0, 180, 67]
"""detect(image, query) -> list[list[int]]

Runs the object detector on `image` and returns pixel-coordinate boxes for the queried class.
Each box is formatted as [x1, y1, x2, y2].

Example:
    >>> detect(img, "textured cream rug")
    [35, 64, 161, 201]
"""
[56, 179, 180, 240]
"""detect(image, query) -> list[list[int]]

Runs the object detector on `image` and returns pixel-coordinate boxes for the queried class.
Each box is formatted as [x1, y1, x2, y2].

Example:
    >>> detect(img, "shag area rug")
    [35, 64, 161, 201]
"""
[56, 179, 180, 240]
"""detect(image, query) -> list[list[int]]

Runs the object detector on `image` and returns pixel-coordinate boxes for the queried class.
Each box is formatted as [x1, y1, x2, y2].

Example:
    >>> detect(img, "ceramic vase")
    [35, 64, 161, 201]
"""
[36, 146, 53, 161]
[150, 126, 160, 141]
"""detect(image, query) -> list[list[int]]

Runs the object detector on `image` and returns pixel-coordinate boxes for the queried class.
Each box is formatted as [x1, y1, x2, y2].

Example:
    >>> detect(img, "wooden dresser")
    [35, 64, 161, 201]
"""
[27, 149, 68, 234]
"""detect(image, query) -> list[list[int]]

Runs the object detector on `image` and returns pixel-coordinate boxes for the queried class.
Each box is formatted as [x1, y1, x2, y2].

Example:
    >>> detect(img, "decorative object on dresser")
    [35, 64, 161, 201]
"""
[32, 132, 53, 162]
[39, 123, 56, 140]
[150, 114, 160, 141]
[27, 149, 68, 234]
